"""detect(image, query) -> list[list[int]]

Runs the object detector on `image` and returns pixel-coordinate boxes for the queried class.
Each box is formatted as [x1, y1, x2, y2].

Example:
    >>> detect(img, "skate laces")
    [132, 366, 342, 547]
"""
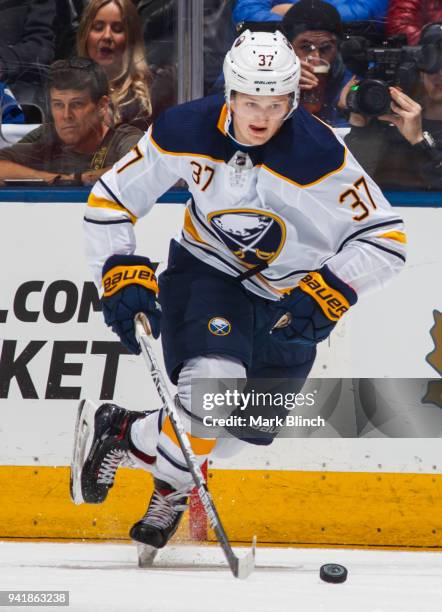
[97, 448, 127, 485]
[141, 485, 191, 530]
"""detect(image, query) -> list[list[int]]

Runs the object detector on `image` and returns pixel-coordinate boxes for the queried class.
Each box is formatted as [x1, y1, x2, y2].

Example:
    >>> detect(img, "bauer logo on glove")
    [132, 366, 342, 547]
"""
[298, 271, 351, 321]
[103, 265, 158, 297]
[271, 266, 357, 346]
[101, 254, 161, 354]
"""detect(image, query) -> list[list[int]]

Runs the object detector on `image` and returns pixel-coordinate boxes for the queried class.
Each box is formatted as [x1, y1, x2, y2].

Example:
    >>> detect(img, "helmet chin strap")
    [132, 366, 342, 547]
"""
[224, 102, 255, 148]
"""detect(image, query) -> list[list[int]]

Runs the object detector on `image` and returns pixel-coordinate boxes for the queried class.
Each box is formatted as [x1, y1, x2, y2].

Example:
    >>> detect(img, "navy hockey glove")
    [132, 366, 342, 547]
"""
[101, 254, 161, 354]
[271, 266, 357, 346]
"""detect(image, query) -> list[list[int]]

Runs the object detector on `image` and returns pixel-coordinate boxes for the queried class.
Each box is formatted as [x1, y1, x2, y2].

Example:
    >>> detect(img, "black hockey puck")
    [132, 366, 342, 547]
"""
[319, 563, 348, 583]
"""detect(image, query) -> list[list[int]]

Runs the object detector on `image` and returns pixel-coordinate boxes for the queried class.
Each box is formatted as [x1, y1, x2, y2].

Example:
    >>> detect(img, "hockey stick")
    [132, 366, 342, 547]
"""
[134, 313, 256, 579]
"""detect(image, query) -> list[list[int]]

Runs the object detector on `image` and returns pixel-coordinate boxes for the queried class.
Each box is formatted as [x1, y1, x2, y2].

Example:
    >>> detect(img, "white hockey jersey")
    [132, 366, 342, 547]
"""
[84, 95, 406, 301]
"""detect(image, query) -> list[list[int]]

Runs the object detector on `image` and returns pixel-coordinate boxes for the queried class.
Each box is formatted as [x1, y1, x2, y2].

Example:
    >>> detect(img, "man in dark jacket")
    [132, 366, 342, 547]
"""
[0, 0, 56, 105]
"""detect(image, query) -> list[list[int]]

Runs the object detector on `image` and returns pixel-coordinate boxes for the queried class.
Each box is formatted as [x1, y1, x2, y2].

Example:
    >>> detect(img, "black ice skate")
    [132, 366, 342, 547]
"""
[130, 478, 191, 567]
[70, 399, 144, 504]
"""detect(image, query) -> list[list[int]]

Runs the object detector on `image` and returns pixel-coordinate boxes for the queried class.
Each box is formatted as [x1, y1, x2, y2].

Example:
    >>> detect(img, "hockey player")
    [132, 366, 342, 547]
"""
[72, 29, 406, 556]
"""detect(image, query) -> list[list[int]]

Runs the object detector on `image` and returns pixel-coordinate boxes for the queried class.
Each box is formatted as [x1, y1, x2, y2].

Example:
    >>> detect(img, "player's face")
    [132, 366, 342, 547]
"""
[50, 88, 105, 149]
[230, 93, 291, 145]
[86, 1, 127, 75]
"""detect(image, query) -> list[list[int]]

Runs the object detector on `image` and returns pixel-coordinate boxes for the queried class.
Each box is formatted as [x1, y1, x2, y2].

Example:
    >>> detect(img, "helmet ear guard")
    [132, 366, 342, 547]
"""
[223, 29, 301, 120]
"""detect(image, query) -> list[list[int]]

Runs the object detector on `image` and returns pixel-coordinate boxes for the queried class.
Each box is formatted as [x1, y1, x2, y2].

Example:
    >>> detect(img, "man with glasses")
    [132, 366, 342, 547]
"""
[0, 58, 143, 185]
[282, 0, 353, 125]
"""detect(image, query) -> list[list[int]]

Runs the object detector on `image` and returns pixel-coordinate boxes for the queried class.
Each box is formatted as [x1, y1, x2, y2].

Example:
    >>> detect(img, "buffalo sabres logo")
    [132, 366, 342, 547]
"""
[208, 209, 286, 267]
[208, 317, 231, 336]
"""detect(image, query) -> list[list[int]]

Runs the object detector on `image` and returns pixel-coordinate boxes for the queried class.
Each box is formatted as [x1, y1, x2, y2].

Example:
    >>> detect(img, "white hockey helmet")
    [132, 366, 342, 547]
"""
[223, 29, 301, 117]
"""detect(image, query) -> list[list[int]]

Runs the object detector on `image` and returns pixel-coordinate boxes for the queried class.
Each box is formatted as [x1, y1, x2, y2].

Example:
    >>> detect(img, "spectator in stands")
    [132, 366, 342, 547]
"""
[233, 0, 388, 26]
[136, 0, 235, 107]
[77, 0, 153, 129]
[283, 0, 352, 125]
[204, 0, 237, 94]
[54, 0, 83, 61]
[342, 23, 442, 190]
[0, 0, 56, 107]
[387, 0, 442, 45]
[0, 59, 142, 185]
[136, 1, 175, 70]
[135, 0, 178, 114]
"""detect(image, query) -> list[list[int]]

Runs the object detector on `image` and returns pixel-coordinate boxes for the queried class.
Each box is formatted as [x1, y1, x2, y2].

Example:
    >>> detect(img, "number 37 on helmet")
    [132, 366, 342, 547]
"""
[223, 29, 302, 119]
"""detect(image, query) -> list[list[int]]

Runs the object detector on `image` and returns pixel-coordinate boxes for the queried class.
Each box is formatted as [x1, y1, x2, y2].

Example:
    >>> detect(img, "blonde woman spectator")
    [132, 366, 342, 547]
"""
[77, 0, 152, 129]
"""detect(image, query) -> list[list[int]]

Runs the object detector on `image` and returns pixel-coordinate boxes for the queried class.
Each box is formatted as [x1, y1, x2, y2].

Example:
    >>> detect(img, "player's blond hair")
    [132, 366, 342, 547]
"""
[77, 0, 152, 124]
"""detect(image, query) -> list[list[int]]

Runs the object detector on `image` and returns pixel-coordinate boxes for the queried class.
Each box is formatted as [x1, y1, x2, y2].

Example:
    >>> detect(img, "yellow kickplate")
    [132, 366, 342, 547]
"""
[0, 467, 189, 541]
[4, 466, 442, 548]
[207, 469, 442, 548]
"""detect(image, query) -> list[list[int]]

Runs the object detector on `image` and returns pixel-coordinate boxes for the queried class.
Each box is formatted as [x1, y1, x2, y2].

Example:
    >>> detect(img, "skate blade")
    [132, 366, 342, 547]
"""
[136, 543, 159, 568]
[70, 398, 99, 505]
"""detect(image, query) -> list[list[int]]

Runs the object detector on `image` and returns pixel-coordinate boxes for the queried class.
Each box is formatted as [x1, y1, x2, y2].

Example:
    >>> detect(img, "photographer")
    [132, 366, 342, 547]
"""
[342, 24, 442, 190]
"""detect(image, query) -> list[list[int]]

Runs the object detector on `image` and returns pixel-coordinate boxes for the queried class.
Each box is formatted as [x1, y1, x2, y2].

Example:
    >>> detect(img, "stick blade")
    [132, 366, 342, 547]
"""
[136, 543, 159, 568]
[235, 535, 257, 579]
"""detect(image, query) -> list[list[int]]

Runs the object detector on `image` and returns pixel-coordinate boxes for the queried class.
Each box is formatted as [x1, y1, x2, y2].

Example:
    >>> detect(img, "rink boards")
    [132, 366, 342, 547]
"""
[1, 200, 442, 547]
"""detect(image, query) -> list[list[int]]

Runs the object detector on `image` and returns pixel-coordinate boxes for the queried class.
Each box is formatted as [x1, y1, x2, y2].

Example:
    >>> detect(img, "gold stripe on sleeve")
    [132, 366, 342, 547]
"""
[377, 231, 407, 244]
[88, 193, 137, 224]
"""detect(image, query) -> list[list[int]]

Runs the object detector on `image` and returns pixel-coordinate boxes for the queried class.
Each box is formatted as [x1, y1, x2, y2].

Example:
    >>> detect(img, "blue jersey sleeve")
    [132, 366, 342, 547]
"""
[232, 0, 388, 25]
[0, 84, 24, 124]
[232, 0, 283, 25]
[328, 0, 388, 21]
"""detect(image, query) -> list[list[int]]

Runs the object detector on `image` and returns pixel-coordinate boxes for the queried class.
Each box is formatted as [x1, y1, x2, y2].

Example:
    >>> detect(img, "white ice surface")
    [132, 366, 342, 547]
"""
[1, 542, 442, 612]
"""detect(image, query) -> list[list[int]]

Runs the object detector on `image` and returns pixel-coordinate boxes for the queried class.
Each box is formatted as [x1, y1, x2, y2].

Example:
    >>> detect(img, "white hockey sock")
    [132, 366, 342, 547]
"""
[154, 355, 246, 489]
[129, 409, 164, 466]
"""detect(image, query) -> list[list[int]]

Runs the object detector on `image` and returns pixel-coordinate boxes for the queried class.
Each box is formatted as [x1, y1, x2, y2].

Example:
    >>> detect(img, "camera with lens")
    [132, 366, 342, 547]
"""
[340, 34, 441, 117]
